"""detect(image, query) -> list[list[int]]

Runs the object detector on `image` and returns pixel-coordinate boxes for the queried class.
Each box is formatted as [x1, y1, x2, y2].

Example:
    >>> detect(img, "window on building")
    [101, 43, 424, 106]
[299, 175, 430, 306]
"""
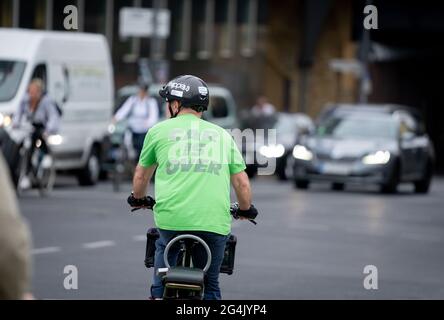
[238, 0, 258, 57]
[195, 0, 215, 59]
[85, 0, 107, 34]
[19, 0, 44, 29]
[171, 0, 192, 60]
[217, 0, 237, 58]
[0, 0, 12, 27]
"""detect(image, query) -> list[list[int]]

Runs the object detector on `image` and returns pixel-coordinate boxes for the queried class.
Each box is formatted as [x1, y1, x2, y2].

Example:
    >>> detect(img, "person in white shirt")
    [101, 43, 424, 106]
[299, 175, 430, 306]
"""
[113, 82, 159, 160]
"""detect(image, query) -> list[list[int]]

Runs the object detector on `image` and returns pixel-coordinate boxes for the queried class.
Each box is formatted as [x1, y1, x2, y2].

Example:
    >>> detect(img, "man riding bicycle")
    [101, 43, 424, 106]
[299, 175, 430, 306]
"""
[12, 78, 60, 190]
[128, 75, 258, 300]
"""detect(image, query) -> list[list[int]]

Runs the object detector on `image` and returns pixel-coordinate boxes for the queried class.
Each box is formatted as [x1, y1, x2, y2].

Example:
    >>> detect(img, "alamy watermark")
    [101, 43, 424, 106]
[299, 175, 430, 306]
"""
[164, 121, 278, 176]
[63, 5, 78, 30]
[363, 4, 378, 30]
[363, 265, 378, 290]
[63, 265, 78, 290]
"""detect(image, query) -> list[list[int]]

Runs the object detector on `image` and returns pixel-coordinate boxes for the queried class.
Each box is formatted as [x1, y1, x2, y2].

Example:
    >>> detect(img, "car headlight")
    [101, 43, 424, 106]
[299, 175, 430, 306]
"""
[0, 113, 12, 128]
[47, 134, 63, 146]
[259, 144, 285, 158]
[292, 145, 313, 161]
[362, 151, 390, 165]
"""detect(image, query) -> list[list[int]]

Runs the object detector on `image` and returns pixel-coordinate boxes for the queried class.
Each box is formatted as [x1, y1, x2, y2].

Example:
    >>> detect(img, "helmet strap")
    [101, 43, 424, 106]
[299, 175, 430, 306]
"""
[169, 101, 182, 118]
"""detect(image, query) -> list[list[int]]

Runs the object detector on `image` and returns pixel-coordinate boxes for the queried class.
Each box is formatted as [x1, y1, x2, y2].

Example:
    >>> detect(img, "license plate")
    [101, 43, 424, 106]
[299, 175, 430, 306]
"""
[321, 162, 350, 175]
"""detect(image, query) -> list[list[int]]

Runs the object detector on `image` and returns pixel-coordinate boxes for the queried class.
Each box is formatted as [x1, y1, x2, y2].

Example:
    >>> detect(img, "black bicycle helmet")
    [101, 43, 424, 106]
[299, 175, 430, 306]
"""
[159, 75, 209, 112]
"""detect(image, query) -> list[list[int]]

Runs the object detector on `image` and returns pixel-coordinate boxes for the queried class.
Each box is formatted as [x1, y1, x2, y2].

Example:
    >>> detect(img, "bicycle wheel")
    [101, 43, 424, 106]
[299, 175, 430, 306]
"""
[16, 145, 30, 197]
[38, 152, 56, 197]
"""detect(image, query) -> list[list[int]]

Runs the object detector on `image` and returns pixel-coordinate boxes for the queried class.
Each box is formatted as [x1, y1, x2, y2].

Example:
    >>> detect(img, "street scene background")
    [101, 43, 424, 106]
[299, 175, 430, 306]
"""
[1, 0, 444, 300]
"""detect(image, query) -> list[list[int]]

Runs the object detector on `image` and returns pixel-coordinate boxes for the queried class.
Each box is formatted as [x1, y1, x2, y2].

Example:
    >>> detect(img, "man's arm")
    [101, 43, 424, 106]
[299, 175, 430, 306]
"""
[230, 171, 251, 210]
[132, 164, 157, 199]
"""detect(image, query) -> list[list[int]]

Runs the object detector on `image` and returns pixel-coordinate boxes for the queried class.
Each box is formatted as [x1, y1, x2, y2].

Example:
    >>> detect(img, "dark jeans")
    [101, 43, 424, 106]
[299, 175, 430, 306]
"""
[151, 229, 229, 300]
[131, 132, 146, 161]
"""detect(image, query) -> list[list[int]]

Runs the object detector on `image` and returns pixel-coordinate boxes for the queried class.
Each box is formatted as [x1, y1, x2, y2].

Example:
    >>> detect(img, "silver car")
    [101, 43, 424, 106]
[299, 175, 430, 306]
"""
[291, 104, 435, 193]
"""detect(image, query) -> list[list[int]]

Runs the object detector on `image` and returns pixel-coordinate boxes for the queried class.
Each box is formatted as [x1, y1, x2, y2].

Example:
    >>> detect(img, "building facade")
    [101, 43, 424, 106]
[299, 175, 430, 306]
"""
[0, 0, 359, 116]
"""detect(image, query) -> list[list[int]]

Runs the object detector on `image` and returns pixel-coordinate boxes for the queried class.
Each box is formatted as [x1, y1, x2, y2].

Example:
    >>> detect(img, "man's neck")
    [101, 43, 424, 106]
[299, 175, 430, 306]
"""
[177, 109, 202, 118]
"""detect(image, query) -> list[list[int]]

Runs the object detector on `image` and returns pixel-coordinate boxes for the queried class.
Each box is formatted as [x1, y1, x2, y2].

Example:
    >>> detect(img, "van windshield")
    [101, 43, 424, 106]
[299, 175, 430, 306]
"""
[0, 60, 26, 102]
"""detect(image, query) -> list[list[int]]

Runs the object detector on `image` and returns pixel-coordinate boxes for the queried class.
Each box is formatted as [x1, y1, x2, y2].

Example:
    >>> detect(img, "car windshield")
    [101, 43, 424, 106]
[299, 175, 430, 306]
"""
[0, 60, 26, 102]
[317, 114, 398, 139]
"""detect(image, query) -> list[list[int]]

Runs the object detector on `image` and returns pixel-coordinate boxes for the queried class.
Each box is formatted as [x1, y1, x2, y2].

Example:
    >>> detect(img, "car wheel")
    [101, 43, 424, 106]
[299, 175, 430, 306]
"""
[294, 179, 309, 189]
[331, 182, 345, 191]
[276, 156, 288, 181]
[414, 160, 433, 194]
[77, 148, 100, 186]
[380, 162, 400, 194]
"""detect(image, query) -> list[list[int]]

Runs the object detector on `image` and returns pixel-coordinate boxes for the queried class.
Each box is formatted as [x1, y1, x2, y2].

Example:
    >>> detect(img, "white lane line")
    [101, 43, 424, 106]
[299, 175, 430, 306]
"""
[82, 240, 116, 250]
[31, 247, 61, 255]
[290, 223, 330, 232]
[132, 235, 146, 242]
[400, 233, 442, 243]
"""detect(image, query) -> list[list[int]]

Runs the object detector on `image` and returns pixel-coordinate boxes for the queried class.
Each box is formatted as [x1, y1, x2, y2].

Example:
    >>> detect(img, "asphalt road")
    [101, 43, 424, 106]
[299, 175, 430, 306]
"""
[18, 175, 444, 299]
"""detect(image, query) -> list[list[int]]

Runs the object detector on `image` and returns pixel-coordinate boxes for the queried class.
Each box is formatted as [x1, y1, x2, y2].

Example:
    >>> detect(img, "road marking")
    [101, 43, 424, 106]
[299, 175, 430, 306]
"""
[31, 247, 61, 255]
[132, 235, 146, 242]
[401, 233, 442, 243]
[290, 223, 330, 232]
[82, 240, 116, 249]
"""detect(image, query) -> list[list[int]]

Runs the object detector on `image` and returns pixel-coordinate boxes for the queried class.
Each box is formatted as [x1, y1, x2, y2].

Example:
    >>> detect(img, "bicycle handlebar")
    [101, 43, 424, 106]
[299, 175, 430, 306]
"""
[128, 195, 257, 225]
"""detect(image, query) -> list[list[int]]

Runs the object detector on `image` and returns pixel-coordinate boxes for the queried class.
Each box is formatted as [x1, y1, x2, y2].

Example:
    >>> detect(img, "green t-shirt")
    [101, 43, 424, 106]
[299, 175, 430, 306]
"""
[139, 114, 246, 236]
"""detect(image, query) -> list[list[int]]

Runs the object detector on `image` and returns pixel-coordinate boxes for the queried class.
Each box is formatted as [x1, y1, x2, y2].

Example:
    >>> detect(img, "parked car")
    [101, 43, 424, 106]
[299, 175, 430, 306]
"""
[0, 28, 114, 186]
[114, 83, 239, 129]
[242, 112, 314, 179]
[290, 104, 435, 193]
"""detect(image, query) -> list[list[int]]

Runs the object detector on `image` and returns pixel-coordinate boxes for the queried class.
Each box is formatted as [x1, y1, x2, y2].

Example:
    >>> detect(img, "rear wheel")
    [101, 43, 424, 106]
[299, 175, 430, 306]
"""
[77, 148, 100, 186]
[414, 161, 433, 194]
[16, 145, 30, 196]
[37, 153, 56, 197]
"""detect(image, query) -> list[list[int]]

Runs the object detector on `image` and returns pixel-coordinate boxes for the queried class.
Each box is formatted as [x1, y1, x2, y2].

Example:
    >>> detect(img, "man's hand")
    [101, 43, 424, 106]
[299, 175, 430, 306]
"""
[127, 193, 156, 211]
[237, 204, 258, 220]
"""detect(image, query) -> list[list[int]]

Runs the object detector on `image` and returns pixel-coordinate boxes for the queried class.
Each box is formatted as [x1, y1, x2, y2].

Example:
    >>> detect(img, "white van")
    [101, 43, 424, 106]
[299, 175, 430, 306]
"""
[0, 28, 114, 185]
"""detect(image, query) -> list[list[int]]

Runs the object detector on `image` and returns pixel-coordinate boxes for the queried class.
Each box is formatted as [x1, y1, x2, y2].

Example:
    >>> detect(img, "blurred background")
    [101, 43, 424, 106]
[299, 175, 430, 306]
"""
[1, 0, 444, 300]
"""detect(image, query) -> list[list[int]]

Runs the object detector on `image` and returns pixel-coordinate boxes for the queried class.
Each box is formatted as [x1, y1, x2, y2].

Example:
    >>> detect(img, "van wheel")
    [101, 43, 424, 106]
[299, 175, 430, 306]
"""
[77, 148, 100, 186]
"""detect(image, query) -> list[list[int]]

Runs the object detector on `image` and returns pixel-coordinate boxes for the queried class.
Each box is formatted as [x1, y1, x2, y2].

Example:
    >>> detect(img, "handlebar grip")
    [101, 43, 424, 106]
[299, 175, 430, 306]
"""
[128, 194, 156, 211]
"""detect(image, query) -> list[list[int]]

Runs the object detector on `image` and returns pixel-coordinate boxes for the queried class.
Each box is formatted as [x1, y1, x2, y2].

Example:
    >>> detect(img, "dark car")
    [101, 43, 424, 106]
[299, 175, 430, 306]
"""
[290, 104, 435, 193]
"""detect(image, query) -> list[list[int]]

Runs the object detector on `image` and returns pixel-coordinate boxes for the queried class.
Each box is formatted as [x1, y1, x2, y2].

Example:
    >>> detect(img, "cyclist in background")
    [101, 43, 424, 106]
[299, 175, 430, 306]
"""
[113, 82, 159, 160]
